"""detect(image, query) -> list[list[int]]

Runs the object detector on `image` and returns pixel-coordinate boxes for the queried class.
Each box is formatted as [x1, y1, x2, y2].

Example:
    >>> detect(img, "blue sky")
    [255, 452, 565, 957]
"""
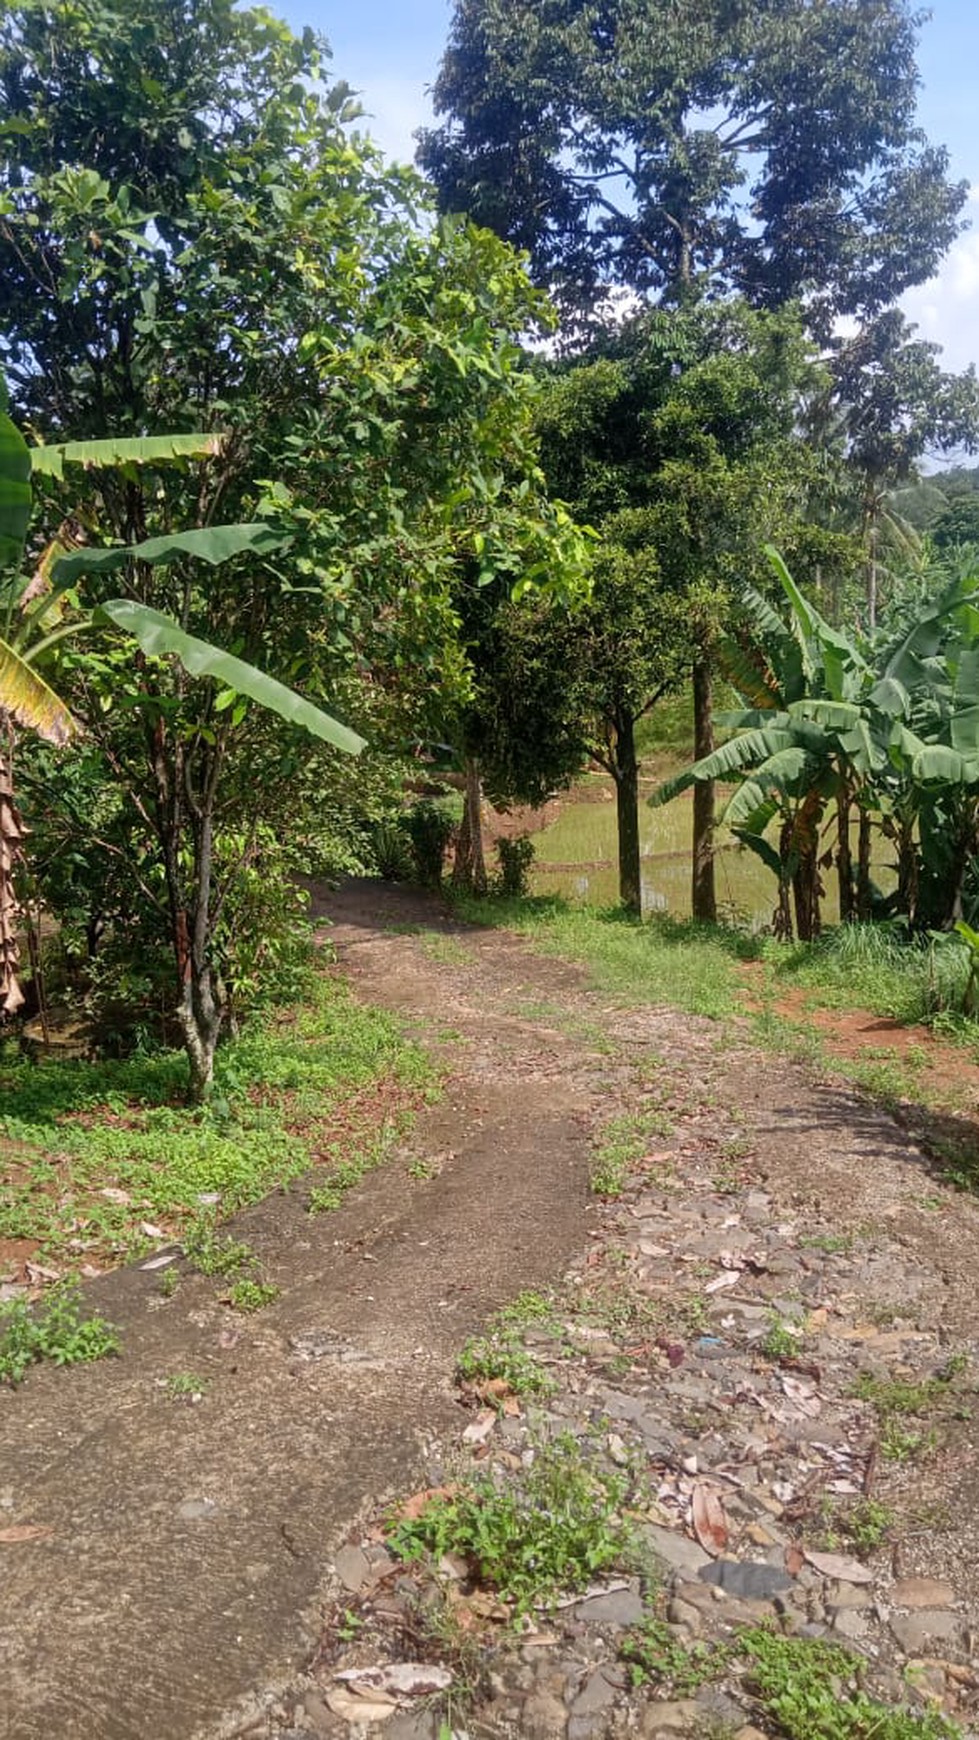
[280, 0, 979, 376]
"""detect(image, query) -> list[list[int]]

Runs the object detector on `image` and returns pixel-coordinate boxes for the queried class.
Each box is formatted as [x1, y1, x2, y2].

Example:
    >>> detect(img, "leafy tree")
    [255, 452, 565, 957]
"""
[532, 303, 823, 914]
[0, 0, 582, 1091]
[0, 402, 361, 1082]
[656, 551, 979, 936]
[820, 312, 979, 626]
[419, 0, 966, 334]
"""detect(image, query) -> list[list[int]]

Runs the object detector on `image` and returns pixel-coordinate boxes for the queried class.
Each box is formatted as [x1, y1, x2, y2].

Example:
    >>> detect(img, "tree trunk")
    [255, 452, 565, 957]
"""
[895, 809, 918, 924]
[856, 809, 873, 920]
[451, 754, 488, 895]
[691, 656, 716, 922]
[0, 723, 26, 1016]
[836, 789, 854, 922]
[774, 817, 794, 939]
[791, 791, 823, 942]
[611, 711, 641, 915]
[866, 500, 879, 632]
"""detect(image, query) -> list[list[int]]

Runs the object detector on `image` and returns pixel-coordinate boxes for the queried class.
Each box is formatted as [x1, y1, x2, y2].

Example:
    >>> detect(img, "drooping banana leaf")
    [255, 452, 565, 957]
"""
[722, 748, 815, 829]
[0, 403, 31, 573]
[99, 600, 365, 756]
[30, 432, 225, 480]
[649, 726, 798, 807]
[0, 634, 77, 744]
[51, 522, 285, 585]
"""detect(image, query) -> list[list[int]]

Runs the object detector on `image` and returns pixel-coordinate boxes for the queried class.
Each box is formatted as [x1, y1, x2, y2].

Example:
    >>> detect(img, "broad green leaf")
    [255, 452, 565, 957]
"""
[951, 705, 979, 756]
[30, 432, 225, 480]
[0, 634, 76, 744]
[723, 748, 813, 827]
[0, 409, 31, 572]
[650, 726, 795, 806]
[868, 676, 909, 717]
[51, 523, 286, 586]
[912, 744, 969, 784]
[100, 600, 365, 756]
[787, 698, 860, 730]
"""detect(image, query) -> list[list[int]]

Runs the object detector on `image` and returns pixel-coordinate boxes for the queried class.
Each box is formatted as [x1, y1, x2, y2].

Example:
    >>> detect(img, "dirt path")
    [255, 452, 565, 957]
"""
[0, 884, 611, 1740]
[2, 881, 979, 1740]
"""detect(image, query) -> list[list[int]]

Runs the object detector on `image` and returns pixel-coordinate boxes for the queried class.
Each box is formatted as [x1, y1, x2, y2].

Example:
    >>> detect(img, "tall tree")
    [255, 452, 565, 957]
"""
[420, 0, 966, 917]
[419, 0, 966, 333]
[531, 302, 822, 914]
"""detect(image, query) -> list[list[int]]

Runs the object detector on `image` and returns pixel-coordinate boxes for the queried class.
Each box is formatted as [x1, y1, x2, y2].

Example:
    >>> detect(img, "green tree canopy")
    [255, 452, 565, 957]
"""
[419, 0, 966, 333]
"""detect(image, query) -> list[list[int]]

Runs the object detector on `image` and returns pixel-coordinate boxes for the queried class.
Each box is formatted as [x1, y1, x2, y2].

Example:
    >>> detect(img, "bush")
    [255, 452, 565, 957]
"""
[495, 833, 535, 897]
[405, 800, 456, 888]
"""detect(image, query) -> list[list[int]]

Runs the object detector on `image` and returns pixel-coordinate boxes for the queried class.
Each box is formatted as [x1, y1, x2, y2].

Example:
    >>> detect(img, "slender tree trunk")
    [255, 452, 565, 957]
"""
[895, 809, 918, 925]
[452, 754, 488, 895]
[865, 494, 880, 632]
[836, 789, 854, 922]
[856, 809, 873, 920]
[774, 817, 794, 940]
[691, 656, 716, 923]
[791, 792, 823, 942]
[611, 711, 641, 916]
[0, 720, 26, 1016]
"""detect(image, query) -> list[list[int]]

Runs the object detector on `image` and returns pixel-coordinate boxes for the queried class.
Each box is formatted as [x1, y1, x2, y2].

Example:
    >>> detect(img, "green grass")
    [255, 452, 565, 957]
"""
[591, 1104, 673, 1196]
[620, 1614, 728, 1694]
[0, 973, 435, 1264]
[0, 1284, 118, 1386]
[456, 1328, 556, 1401]
[387, 1431, 637, 1615]
[165, 1371, 208, 1401]
[451, 894, 756, 1019]
[227, 1277, 279, 1312]
[739, 1627, 961, 1740]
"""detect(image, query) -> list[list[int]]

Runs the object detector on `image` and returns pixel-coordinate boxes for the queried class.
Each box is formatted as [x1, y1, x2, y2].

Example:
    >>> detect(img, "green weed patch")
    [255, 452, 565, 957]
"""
[0, 974, 435, 1265]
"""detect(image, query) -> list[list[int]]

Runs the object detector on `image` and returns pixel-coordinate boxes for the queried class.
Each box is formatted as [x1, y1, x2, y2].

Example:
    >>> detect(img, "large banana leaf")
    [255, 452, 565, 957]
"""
[30, 433, 225, 480]
[787, 698, 861, 730]
[0, 634, 76, 744]
[51, 523, 285, 585]
[651, 726, 797, 806]
[100, 600, 365, 756]
[722, 748, 815, 828]
[0, 406, 31, 572]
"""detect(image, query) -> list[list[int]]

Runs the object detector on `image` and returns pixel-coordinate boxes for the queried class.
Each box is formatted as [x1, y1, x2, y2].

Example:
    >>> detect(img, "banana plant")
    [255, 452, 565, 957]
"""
[651, 549, 979, 937]
[0, 391, 363, 1090]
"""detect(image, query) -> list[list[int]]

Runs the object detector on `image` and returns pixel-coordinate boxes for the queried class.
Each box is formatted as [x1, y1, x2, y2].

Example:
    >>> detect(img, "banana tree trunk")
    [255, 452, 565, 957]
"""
[691, 657, 717, 923]
[836, 789, 854, 922]
[0, 721, 25, 1015]
[856, 810, 873, 920]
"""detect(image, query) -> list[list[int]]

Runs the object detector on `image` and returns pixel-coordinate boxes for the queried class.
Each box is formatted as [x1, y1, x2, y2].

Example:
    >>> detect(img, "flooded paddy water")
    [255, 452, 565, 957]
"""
[519, 769, 893, 926]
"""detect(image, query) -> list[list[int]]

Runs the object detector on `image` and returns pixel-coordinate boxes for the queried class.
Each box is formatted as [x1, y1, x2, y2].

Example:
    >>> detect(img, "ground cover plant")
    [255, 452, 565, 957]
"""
[0, 1283, 118, 1386]
[387, 1431, 639, 1616]
[0, 971, 435, 1267]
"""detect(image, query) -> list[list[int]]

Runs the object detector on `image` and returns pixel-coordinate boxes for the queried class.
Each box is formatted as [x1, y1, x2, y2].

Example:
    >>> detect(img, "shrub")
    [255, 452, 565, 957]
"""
[495, 833, 535, 898]
[405, 800, 457, 888]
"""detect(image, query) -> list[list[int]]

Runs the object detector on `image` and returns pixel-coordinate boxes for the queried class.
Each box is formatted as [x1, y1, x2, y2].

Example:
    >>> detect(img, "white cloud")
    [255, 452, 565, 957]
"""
[901, 188, 979, 376]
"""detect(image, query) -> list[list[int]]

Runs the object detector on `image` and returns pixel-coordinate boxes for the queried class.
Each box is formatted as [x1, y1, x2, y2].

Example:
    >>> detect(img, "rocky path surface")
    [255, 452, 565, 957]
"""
[2, 880, 979, 1740]
[234, 887, 979, 1740]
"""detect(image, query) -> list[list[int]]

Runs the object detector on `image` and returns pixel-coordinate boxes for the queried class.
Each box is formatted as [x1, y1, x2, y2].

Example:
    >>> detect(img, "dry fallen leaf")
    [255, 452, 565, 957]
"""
[780, 1373, 821, 1418]
[99, 1187, 131, 1206]
[325, 1685, 396, 1724]
[784, 1542, 805, 1577]
[691, 1482, 729, 1556]
[0, 1524, 52, 1543]
[705, 1270, 741, 1295]
[461, 1409, 496, 1446]
[803, 1548, 874, 1585]
[392, 1485, 459, 1524]
[336, 1663, 452, 1698]
[139, 1221, 166, 1241]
